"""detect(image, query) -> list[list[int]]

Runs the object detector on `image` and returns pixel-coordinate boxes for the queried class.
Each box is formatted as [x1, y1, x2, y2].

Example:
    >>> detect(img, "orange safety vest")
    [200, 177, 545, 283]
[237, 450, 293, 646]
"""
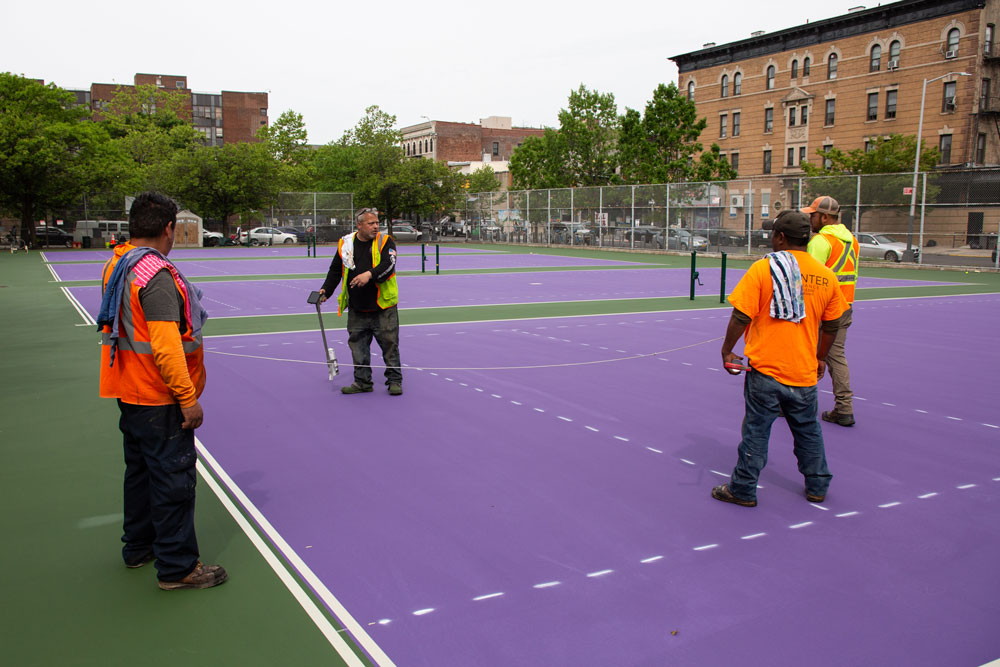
[99, 245, 206, 405]
[819, 232, 859, 304]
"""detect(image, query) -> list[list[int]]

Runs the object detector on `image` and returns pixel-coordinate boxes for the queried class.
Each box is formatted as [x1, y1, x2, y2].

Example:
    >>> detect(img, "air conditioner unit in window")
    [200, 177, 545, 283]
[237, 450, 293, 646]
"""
[945, 49, 958, 59]
[730, 195, 744, 207]
[887, 59, 899, 70]
[945, 98, 957, 111]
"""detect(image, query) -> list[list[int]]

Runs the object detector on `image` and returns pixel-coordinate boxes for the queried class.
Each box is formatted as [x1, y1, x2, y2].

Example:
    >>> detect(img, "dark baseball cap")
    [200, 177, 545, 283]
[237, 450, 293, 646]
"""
[772, 210, 811, 241]
[801, 196, 840, 216]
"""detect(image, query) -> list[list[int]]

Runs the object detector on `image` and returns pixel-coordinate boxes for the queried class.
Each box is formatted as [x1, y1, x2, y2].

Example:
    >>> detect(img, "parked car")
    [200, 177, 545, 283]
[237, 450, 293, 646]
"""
[667, 227, 708, 252]
[34, 226, 75, 247]
[442, 220, 468, 236]
[551, 222, 592, 244]
[705, 228, 747, 247]
[202, 229, 224, 246]
[238, 227, 297, 245]
[277, 226, 307, 243]
[382, 223, 422, 243]
[856, 233, 917, 262]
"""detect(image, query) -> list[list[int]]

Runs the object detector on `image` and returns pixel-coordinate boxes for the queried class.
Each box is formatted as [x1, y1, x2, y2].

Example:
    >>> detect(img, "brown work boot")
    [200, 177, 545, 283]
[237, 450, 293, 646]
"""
[158, 562, 228, 590]
[822, 410, 855, 427]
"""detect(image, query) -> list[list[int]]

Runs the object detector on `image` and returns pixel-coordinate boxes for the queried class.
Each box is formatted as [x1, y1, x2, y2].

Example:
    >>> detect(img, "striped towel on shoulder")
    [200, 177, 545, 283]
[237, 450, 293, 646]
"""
[767, 251, 805, 323]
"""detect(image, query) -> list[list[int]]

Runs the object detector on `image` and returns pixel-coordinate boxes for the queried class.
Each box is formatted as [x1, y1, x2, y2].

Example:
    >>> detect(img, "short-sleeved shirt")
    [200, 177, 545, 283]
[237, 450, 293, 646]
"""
[139, 269, 185, 327]
[728, 250, 848, 386]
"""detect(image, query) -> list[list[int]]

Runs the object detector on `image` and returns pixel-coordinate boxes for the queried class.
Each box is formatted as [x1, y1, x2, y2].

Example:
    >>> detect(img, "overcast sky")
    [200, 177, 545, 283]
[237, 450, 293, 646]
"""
[6, 0, 860, 144]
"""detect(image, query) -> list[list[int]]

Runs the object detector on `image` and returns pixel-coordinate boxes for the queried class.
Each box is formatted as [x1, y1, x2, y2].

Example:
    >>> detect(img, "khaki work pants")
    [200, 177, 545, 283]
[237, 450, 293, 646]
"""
[826, 306, 853, 414]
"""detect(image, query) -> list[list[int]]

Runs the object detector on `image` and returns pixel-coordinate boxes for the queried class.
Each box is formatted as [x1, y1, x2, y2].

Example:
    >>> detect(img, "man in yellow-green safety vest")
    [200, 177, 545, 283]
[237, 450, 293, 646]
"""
[318, 207, 402, 395]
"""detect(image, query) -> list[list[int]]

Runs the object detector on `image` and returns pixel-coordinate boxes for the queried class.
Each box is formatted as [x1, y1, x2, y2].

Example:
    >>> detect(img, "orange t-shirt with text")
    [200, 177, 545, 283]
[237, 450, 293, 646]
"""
[728, 250, 847, 386]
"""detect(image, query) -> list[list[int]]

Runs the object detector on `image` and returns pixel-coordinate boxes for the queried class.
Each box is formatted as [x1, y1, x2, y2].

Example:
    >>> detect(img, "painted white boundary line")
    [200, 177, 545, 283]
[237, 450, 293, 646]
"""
[195, 438, 396, 667]
[195, 458, 367, 667]
[61, 286, 95, 325]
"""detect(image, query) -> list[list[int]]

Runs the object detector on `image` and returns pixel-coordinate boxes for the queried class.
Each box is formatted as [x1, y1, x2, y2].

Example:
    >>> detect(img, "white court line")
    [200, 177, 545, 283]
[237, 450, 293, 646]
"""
[586, 569, 614, 578]
[836, 511, 859, 518]
[957, 484, 977, 490]
[741, 533, 766, 540]
[533, 581, 560, 589]
[195, 459, 370, 667]
[789, 522, 813, 529]
[693, 544, 718, 551]
[918, 492, 938, 499]
[640, 555, 663, 563]
[195, 440, 395, 667]
[879, 502, 901, 509]
[60, 286, 95, 325]
[472, 592, 504, 601]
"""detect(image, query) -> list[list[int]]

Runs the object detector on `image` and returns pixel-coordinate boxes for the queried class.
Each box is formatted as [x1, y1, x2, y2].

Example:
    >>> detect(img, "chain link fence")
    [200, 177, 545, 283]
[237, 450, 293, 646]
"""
[465, 169, 1000, 268]
[266, 192, 354, 243]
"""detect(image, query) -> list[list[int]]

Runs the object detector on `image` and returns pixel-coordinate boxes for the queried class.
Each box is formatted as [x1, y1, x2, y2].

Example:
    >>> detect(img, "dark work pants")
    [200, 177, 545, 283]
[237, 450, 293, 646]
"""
[346, 306, 402, 388]
[118, 400, 200, 581]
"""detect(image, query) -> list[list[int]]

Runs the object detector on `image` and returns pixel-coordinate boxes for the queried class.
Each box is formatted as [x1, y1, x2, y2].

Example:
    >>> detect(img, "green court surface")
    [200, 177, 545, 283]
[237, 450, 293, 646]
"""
[2, 245, 997, 666]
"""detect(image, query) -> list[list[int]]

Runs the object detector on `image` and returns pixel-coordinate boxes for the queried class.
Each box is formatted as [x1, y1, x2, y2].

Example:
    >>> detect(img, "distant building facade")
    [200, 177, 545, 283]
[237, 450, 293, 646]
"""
[670, 0, 1000, 185]
[65, 73, 268, 146]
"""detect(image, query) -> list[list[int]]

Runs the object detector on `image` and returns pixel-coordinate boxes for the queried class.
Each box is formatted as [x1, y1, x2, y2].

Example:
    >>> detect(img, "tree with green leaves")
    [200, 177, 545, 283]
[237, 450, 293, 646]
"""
[618, 82, 733, 184]
[509, 129, 571, 190]
[559, 84, 620, 186]
[465, 164, 502, 194]
[801, 134, 940, 230]
[257, 109, 311, 191]
[164, 142, 281, 236]
[0, 73, 114, 244]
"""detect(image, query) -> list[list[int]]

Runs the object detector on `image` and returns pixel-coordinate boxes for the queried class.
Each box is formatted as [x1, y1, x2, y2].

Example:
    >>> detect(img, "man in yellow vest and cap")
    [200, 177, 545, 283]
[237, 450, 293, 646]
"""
[318, 207, 402, 395]
[802, 196, 859, 427]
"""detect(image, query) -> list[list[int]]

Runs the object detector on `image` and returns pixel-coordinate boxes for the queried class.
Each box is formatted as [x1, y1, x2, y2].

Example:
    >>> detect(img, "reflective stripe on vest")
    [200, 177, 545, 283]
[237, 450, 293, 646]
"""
[820, 232, 859, 303]
[337, 232, 399, 316]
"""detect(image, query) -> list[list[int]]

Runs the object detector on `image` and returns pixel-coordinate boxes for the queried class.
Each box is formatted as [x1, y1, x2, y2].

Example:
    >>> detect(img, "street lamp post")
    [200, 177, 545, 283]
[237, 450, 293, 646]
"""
[905, 71, 970, 261]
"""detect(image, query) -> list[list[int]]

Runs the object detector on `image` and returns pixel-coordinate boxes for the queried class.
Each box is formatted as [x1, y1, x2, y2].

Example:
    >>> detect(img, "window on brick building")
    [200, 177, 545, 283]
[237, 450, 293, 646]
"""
[732, 112, 740, 136]
[867, 92, 878, 121]
[801, 106, 808, 124]
[720, 114, 728, 138]
[803, 57, 811, 76]
[687, 81, 695, 100]
[430, 139, 433, 152]
[943, 81, 957, 112]
[789, 107, 796, 127]
[763, 150, 772, 174]
[731, 152, 739, 173]
[799, 146, 806, 165]
[977, 133, 987, 163]
[825, 99, 836, 125]
[764, 107, 773, 133]
[766, 65, 775, 90]
[259, 108, 266, 116]
[721, 75, 729, 98]
[987, 25, 995, 56]
[870, 45, 881, 72]
[791, 60, 798, 79]
[828, 54, 838, 79]
[734, 72, 742, 95]
[982, 78, 991, 111]
[492, 141, 499, 156]
[886, 90, 897, 119]
[787, 147, 795, 166]
[864, 140, 874, 153]
[889, 40, 901, 65]
[823, 144, 834, 169]
[947, 28, 960, 54]
[939, 134, 952, 164]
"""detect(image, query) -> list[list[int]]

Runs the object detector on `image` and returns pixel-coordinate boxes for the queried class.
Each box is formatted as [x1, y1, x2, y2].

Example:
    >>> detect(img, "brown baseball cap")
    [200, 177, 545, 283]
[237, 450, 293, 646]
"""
[772, 210, 812, 241]
[801, 196, 840, 216]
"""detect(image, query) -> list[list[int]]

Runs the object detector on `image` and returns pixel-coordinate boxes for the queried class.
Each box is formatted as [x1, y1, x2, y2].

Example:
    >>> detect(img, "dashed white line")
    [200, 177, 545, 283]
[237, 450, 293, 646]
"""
[789, 521, 813, 529]
[533, 581, 561, 589]
[809, 503, 830, 511]
[693, 544, 718, 551]
[836, 511, 859, 518]
[558, 416, 573, 422]
[511, 401, 522, 406]
[681, 362, 692, 366]
[585, 426, 599, 432]
[472, 592, 504, 602]
[957, 483, 976, 490]
[640, 556, 663, 564]
[947, 416, 963, 421]
[534, 408, 545, 413]
[882, 402, 895, 407]
[613, 436, 629, 442]
[646, 447, 663, 454]
[878, 502, 901, 508]
[918, 492, 938, 499]
[984, 423, 999, 429]
[915, 409, 928, 414]
[586, 569, 614, 578]
[459, 382, 468, 387]
[710, 470, 729, 478]
[474, 388, 484, 393]
[741, 533, 766, 540]
[680, 459, 696, 466]
[491, 394, 502, 399]
[412, 608, 435, 616]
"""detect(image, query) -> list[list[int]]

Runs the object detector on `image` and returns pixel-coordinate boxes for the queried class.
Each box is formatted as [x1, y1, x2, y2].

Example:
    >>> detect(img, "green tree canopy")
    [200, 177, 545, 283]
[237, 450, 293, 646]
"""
[559, 84, 620, 186]
[509, 129, 571, 190]
[0, 73, 113, 242]
[465, 164, 502, 194]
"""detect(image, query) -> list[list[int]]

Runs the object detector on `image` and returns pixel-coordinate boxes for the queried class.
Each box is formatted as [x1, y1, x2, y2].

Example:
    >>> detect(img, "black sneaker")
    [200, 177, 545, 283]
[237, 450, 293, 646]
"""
[822, 410, 855, 427]
[158, 562, 228, 590]
[341, 384, 373, 395]
[711, 484, 757, 507]
[388, 383, 403, 396]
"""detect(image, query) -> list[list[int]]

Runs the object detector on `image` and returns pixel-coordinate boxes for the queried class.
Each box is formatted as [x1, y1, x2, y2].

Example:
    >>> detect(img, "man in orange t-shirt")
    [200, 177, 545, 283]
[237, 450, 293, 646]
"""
[713, 210, 848, 507]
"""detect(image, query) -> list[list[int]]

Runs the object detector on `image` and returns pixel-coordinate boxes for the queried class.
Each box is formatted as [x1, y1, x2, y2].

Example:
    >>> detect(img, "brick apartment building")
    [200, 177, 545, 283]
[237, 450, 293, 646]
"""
[671, 0, 999, 179]
[399, 116, 545, 189]
[67, 73, 268, 146]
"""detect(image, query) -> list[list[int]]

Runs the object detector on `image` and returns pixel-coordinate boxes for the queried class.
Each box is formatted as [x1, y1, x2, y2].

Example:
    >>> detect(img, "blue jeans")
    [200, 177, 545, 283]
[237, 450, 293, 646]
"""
[346, 306, 402, 388]
[728, 370, 832, 502]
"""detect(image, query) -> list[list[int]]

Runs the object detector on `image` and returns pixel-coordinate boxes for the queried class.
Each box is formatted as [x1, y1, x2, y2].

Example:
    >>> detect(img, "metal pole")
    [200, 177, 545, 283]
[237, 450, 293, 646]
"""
[746, 181, 753, 255]
[630, 185, 636, 250]
[995, 220, 1000, 270]
[720, 252, 727, 303]
[435, 244, 440, 275]
[421, 243, 426, 272]
[855, 175, 861, 234]
[906, 77, 928, 259]
[570, 188, 575, 246]
[690, 251, 697, 300]
[547, 190, 551, 245]
[665, 183, 671, 250]
[599, 186, 603, 248]
[918, 172, 927, 265]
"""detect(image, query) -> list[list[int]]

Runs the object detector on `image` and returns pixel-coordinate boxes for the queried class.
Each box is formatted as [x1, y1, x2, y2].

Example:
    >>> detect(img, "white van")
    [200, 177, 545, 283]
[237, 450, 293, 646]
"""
[74, 220, 129, 244]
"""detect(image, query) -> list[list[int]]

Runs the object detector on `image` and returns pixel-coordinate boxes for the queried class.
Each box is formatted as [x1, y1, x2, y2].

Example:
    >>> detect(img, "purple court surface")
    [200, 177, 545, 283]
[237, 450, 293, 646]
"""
[42, 245, 500, 263]
[49, 253, 645, 281]
[194, 294, 999, 667]
[66, 269, 958, 322]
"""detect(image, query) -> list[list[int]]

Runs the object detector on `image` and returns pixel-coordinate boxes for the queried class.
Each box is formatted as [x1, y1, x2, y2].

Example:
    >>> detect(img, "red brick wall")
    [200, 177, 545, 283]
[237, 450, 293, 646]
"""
[221, 91, 268, 144]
